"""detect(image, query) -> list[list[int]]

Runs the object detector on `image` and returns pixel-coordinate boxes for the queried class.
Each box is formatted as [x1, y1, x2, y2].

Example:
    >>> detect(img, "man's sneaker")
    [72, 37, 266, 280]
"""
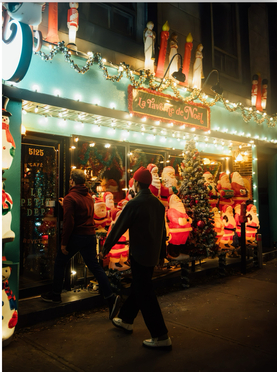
[108, 294, 121, 320]
[41, 292, 62, 304]
[112, 317, 133, 334]
[143, 337, 172, 350]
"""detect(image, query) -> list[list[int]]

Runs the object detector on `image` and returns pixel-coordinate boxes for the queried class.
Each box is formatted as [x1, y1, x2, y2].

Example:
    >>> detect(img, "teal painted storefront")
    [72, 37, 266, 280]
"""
[2, 100, 22, 300]
[2, 41, 277, 308]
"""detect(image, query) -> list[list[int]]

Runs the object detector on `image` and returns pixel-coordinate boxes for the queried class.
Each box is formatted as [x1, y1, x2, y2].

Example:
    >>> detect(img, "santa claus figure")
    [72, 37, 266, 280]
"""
[217, 172, 234, 211]
[219, 205, 236, 250]
[93, 198, 108, 231]
[211, 207, 224, 245]
[203, 171, 219, 209]
[231, 172, 248, 207]
[166, 194, 192, 260]
[234, 204, 242, 237]
[103, 191, 115, 227]
[125, 177, 136, 201]
[147, 163, 161, 197]
[117, 199, 128, 210]
[106, 208, 129, 271]
[160, 166, 179, 209]
[246, 204, 260, 243]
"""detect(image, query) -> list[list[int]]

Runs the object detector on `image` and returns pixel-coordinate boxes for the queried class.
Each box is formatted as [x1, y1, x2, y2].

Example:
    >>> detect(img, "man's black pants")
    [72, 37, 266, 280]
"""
[118, 256, 168, 338]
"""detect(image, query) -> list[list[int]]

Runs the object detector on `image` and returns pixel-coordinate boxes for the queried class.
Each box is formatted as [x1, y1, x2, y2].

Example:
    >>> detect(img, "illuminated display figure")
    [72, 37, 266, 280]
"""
[2, 261, 18, 344]
[93, 198, 108, 231]
[143, 21, 156, 74]
[103, 191, 115, 227]
[67, 2, 79, 50]
[106, 209, 129, 271]
[2, 96, 16, 242]
[160, 166, 178, 210]
[147, 163, 161, 197]
[217, 172, 234, 211]
[203, 171, 219, 209]
[168, 32, 178, 78]
[230, 171, 248, 207]
[166, 194, 192, 260]
[219, 205, 236, 249]
[246, 204, 260, 243]
[211, 207, 224, 245]
[192, 44, 204, 89]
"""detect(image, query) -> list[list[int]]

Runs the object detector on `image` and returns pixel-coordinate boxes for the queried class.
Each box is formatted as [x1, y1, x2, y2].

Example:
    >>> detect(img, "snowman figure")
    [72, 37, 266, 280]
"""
[2, 96, 16, 242]
[2, 258, 18, 343]
[2, 96, 16, 171]
[2, 185, 15, 242]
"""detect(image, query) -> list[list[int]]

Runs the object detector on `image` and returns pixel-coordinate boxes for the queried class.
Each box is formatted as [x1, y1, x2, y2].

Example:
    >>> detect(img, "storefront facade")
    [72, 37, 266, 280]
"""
[2, 2, 277, 341]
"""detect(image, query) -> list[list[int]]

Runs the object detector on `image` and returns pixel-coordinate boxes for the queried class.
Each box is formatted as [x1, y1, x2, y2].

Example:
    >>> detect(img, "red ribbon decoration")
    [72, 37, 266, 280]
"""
[2, 122, 16, 148]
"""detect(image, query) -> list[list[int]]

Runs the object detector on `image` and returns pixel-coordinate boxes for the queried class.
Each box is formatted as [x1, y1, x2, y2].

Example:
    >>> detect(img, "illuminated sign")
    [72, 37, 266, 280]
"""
[2, 20, 33, 82]
[128, 85, 210, 130]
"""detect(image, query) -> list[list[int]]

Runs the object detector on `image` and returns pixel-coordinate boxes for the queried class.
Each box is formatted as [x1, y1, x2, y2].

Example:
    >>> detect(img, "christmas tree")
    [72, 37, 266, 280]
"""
[178, 139, 217, 257]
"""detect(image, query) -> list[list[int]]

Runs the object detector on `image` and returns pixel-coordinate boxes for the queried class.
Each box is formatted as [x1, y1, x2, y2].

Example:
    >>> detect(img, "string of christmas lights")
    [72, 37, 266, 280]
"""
[35, 41, 277, 128]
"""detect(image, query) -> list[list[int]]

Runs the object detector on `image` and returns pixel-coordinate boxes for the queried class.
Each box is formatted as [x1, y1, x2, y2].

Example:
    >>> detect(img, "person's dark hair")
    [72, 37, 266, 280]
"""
[71, 169, 86, 185]
[137, 181, 149, 190]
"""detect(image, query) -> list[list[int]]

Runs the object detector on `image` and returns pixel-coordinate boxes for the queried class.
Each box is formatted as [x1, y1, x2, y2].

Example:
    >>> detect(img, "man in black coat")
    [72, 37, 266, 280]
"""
[101, 166, 172, 350]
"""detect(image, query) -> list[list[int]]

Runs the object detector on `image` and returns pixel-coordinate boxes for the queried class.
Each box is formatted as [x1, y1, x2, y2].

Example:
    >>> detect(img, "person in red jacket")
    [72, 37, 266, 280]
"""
[41, 169, 120, 320]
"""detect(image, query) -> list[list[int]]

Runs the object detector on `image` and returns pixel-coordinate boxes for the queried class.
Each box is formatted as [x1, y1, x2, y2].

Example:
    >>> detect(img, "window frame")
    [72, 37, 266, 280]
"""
[210, 3, 242, 83]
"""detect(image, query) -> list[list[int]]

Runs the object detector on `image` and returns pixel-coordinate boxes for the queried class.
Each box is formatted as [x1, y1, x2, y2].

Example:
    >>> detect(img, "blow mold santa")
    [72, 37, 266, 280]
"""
[147, 163, 161, 197]
[93, 197, 108, 231]
[125, 177, 136, 201]
[103, 191, 115, 227]
[166, 194, 192, 260]
[230, 171, 248, 207]
[105, 208, 129, 271]
[211, 207, 224, 246]
[219, 205, 236, 249]
[160, 166, 179, 209]
[246, 204, 260, 243]
[203, 171, 219, 209]
[217, 172, 234, 211]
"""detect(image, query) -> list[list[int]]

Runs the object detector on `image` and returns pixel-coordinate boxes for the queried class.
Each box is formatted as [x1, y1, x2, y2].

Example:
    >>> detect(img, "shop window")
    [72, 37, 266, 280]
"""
[76, 140, 126, 205]
[211, 3, 241, 79]
[128, 147, 166, 183]
[88, 3, 135, 38]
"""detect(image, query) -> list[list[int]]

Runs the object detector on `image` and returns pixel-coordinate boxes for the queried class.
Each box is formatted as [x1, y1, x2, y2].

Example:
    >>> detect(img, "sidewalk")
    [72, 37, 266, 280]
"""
[3, 257, 277, 372]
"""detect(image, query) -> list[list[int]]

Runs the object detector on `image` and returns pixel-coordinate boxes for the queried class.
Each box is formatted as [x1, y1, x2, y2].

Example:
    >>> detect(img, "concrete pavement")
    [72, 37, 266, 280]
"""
[3, 258, 277, 372]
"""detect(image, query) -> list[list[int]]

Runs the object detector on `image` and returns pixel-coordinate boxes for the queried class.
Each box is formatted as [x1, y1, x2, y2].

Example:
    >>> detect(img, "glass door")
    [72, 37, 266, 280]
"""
[20, 141, 60, 295]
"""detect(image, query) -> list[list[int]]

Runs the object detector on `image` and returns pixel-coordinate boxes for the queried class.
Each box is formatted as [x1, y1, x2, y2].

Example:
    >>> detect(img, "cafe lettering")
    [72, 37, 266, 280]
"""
[128, 86, 210, 130]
